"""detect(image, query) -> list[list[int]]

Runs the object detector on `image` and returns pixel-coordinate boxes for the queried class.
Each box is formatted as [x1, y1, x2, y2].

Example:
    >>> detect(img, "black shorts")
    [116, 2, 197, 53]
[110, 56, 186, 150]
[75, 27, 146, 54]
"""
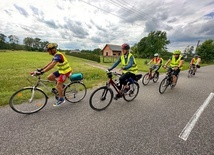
[169, 68, 180, 77]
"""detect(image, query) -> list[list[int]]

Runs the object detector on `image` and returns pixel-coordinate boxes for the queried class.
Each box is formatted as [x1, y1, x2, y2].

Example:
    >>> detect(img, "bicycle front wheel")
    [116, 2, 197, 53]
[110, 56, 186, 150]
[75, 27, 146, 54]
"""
[159, 78, 169, 94]
[142, 73, 150, 86]
[123, 82, 139, 102]
[188, 69, 193, 78]
[64, 82, 87, 103]
[9, 87, 48, 114]
[153, 72, 159, 83]
[89, 86, 113, 111]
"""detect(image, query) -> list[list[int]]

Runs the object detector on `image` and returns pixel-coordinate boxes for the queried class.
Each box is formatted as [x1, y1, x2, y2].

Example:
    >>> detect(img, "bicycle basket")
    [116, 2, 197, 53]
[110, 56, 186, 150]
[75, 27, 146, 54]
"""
[69, 73, 83, 81]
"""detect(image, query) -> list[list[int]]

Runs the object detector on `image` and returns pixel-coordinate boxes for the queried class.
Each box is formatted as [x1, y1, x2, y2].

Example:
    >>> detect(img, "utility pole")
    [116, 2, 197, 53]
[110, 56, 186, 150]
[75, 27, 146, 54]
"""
[195, 40, 200, 53]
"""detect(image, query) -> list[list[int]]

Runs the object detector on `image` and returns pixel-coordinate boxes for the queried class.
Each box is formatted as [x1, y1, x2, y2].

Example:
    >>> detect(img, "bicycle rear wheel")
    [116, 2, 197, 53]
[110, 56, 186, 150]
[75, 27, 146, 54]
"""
[123, 82, 139, 102]
[64, 81, 87, 103]
[159, 78, 169, 94]
[89, 86, 113, 111]
[9, 87, 48, 114]
[142, 73, 150, 86]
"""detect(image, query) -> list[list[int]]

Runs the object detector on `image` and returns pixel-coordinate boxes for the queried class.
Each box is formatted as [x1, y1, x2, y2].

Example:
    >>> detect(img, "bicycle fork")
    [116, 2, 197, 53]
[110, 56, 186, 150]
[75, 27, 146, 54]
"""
[29, 87, 36, 103]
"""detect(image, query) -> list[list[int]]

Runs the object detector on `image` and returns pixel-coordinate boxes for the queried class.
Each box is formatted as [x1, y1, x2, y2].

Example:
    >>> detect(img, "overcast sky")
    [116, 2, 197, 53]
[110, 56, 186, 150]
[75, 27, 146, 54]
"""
[0, 0, 214, 52]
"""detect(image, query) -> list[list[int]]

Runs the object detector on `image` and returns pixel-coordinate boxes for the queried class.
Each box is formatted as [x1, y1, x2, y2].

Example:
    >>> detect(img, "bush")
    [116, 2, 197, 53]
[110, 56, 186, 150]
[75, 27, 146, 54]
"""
[66, 52, 100, 63]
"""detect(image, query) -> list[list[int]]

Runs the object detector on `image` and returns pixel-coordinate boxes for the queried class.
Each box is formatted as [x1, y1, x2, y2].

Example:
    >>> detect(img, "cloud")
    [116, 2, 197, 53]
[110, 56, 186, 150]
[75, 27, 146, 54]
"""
[13, 4, 29, 17]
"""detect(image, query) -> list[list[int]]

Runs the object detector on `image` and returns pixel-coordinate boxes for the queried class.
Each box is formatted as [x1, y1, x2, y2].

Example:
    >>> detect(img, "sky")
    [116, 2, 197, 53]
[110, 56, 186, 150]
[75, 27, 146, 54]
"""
[0, 0, 214, 52]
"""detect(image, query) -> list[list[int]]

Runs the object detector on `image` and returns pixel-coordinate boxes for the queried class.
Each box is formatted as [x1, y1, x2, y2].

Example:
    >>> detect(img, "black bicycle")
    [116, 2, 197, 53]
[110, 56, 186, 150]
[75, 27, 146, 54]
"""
[89, 71, 142, 111]
[159, 67, 178, 94]
[187, 65, 195, 78]
[9, 72, 87, 114]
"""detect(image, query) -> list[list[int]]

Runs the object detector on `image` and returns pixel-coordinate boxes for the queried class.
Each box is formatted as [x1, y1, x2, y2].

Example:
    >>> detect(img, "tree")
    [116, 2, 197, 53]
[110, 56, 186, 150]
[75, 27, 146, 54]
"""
[137, 31, 170, 58]
[8, 35, 19, 44]
[197, 39, 214, 63]
[0, 33, 6, 43]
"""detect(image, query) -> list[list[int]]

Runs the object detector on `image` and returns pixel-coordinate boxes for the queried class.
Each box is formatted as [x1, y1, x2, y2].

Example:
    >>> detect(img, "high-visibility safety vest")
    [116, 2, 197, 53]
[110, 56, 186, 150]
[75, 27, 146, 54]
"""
[153, 57, 163, 65]
[55, 51, 72, 74]
[192, 58, 197, 65]
[170, 55, 183, 68]
[121, 52, 138, 74]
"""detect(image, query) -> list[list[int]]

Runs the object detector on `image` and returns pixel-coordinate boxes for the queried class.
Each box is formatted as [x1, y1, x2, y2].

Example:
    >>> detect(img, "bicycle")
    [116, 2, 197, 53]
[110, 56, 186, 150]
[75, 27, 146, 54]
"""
[159, 67, 179, 94]
[9, 72, 87, 114]
[89, 71, 142, 111]
[187, 64, 197, 78]
[142, 65, 160, 85]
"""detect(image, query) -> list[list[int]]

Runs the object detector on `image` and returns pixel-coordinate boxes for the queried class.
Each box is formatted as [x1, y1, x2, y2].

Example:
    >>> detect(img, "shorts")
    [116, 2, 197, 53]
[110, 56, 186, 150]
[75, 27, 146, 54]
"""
[53, 71, 71, 82]
[168, 68, 180, 77]
[150, 65, 160, 71]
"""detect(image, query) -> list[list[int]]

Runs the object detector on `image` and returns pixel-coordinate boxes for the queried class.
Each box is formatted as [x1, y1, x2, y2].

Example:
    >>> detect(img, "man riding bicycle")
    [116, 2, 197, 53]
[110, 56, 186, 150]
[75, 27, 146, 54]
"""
[189, 54, 199, 75]
[36, 43, 72, 106]
[108, 43, 138, 99]
[147, 53, 163, 78]
[164, 50, 184, 87]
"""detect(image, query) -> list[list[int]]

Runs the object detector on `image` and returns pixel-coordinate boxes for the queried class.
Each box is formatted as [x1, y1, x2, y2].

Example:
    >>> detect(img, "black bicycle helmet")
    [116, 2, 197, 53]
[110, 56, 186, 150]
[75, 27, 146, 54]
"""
[121, 43, 130, 50]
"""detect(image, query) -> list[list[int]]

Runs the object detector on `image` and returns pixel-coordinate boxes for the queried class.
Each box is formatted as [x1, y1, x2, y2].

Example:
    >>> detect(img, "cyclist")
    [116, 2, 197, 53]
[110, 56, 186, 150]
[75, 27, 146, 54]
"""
[189, 54, 199, 75]
[196, 55, 201, 69]
[163, 50, 184, 87]
[37, 43, 72, 106]
[108, 43, 138, 99]
[147, 53, 163, 78]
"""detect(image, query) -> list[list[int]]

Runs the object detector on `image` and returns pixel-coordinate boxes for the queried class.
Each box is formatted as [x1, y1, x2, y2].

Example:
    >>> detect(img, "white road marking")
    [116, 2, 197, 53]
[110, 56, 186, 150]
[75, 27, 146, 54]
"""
[179, 92, 214, 141]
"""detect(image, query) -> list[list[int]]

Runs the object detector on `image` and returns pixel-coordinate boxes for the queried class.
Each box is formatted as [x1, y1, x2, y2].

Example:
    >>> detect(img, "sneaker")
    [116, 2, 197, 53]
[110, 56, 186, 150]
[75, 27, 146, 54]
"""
[53, 98, 65, 106]
[114, 94, 122, 100]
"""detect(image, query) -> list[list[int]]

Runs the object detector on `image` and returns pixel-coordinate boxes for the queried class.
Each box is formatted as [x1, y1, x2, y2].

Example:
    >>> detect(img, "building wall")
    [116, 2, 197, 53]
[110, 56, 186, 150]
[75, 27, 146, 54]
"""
[102, 45, 120, 56]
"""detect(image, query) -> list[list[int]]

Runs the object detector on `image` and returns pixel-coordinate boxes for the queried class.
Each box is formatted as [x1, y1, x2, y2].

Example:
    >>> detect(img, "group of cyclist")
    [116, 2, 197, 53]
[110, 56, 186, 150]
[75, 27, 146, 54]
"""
[36, 42, 201, 106]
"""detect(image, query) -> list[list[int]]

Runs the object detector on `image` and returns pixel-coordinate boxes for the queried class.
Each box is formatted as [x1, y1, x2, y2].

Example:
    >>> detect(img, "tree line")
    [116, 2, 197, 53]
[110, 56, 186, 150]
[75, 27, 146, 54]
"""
[1, 32, 213, 62]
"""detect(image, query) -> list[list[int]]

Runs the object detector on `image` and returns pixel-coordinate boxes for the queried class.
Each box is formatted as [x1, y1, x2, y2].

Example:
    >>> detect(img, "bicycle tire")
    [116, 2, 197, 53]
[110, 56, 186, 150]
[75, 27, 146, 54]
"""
[9, 87, 48, 114]
[153, 72, 159, 83]
[142, 73, 150, 86]
[123, 82, 139, 102]
[89, 86, 113, 111]
[188, 69, 193, 78]
[64, 81, 87, 103]
[159, 78, 169, 94]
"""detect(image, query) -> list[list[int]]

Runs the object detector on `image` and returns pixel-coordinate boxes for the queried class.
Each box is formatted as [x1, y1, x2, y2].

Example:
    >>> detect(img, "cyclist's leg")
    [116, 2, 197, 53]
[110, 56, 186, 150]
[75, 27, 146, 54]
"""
[172, 69, 180, 85]
[47, 71, 58, 82]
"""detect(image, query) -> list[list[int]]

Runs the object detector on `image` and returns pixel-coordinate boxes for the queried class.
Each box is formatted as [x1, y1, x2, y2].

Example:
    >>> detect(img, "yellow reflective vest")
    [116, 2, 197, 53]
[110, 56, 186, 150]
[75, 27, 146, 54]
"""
[55, 51, 72, 74]
[121, 52, 138, 74]
[170, 55, 183, 69]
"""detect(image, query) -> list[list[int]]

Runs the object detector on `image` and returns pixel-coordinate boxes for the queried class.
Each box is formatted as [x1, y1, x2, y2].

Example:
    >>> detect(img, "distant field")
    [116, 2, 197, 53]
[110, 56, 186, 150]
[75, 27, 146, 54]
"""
[0, 50, 209, 106]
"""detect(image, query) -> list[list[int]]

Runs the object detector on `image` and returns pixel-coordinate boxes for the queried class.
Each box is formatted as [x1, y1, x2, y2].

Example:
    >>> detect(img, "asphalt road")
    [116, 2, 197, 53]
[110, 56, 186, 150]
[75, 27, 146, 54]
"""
[0, 65, 214, 155]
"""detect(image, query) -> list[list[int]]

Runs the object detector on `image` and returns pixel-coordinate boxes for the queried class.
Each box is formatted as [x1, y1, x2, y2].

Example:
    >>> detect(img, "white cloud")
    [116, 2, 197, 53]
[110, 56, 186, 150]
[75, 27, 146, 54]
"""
[0, 0, 213, 51]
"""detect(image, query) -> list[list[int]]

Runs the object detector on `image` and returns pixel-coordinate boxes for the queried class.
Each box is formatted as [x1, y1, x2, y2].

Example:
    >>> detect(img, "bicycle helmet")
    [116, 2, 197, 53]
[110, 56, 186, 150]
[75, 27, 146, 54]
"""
[173, 50, 181, 55]
[154, 53, 159, 57]
[121, 43, 130, 50]
[46, 43, 58, 50]
[194, 54, 199, 57]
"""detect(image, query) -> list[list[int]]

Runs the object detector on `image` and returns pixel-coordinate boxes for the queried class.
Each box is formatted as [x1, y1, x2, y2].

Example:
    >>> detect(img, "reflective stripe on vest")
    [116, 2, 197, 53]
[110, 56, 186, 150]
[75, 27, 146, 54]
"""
[55, 51, 72, 74]
[121, 53, 138, 74]
[170, 55, 182, 68]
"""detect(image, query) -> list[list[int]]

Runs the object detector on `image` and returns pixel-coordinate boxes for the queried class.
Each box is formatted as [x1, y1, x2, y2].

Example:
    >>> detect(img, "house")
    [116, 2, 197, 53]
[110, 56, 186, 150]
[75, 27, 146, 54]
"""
[102, 44, 121, 56]
[70, 49, 80, 53]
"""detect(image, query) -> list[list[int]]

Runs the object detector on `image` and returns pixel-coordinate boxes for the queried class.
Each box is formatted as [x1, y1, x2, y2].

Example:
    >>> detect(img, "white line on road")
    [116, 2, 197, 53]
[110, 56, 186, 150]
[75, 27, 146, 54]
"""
[179, 92, 214, 141]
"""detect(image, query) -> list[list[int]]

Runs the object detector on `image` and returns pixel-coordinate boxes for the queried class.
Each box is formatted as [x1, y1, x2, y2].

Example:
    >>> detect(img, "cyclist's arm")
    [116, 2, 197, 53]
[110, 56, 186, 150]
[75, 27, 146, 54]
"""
[43, 60, 57, 72]
[147, 59, 153, 65]
[164, 59, 171, 66]
[108, 57, 121, 71]
[123, 56, 134, 70]
[178, 59, 184, 68]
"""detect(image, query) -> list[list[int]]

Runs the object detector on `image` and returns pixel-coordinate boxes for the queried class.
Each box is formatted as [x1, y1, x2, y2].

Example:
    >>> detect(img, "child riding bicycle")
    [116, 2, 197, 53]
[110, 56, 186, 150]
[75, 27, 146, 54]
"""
[147, 53, 163, 79]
